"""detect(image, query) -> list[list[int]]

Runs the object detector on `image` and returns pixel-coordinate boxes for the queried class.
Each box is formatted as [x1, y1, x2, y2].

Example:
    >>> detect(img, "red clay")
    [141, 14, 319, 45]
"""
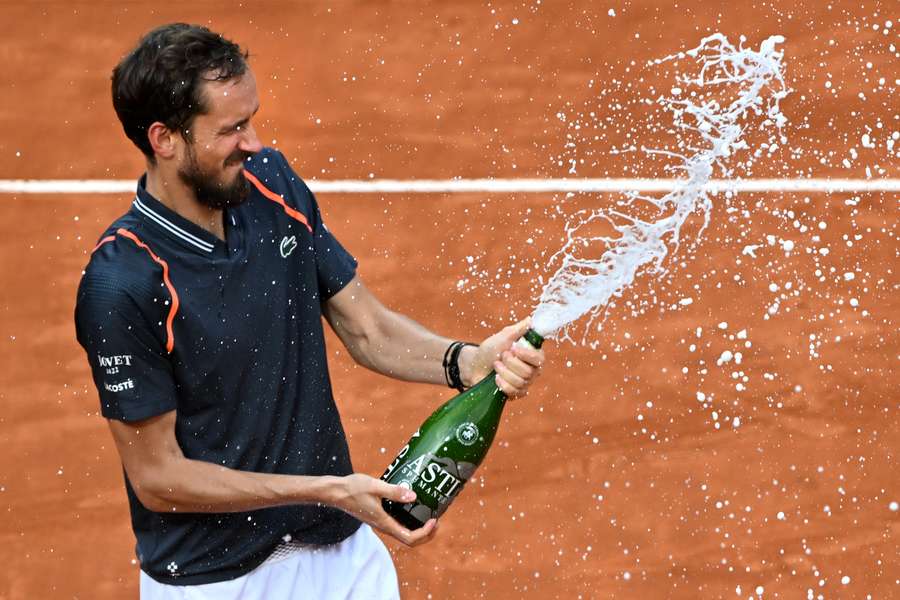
[0, 2, 896, 598]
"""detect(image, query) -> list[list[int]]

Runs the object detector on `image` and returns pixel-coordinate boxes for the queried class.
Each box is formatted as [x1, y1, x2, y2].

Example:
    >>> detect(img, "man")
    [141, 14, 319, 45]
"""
[74, 23, 544, 599]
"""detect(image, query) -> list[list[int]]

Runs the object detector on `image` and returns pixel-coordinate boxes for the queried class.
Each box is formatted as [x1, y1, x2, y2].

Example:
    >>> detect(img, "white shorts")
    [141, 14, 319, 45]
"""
[139, 525, 399, 600]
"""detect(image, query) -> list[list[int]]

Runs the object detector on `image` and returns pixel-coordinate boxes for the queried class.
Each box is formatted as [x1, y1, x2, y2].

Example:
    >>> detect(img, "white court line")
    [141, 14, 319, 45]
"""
[0, 178, 898, 194]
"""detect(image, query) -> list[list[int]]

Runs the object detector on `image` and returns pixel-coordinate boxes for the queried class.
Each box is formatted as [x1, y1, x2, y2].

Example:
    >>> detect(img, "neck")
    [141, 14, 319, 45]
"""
[145, 167, 225, 241]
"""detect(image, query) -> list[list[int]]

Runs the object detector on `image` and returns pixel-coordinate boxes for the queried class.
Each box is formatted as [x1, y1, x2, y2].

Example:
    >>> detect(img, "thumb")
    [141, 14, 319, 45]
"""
[505, 317, 531, 341]
[384, 482, 417, 503]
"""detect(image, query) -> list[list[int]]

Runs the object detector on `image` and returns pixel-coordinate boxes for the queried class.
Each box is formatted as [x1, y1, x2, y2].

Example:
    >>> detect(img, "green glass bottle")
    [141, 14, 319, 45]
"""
[381, 328, 544, 530]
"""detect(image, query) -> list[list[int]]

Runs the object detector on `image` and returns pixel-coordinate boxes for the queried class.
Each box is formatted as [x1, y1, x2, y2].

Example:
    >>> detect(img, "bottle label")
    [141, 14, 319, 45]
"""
[382, 450, 477, 521]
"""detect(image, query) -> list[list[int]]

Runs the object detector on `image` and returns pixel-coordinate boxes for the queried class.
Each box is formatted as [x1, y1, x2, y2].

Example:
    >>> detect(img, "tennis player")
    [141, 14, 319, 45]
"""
[75, 23, 544, 599]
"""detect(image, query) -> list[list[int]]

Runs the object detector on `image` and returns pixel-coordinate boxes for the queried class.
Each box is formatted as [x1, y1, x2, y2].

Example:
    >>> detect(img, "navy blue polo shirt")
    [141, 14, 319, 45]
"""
[74, 148, 361, 585]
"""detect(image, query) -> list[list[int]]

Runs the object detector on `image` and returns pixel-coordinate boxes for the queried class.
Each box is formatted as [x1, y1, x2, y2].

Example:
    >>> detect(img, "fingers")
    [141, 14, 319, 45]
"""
[377, 515, 415, 544]
[511, 343, 545, 368]
[495, 352, 532, 397]
[494, 343, 545, 397]
[381, 481, 417, 504]
[493, 357, 528, 390]
[475, 318, 546, 397]
[403, 518, 439, 547]
[495, 373, 529, 397]
[505, 350, 541, 378]
[339, 475, 439, 547]
[371, 482, 439, 547]
[378, 515, 439, 547]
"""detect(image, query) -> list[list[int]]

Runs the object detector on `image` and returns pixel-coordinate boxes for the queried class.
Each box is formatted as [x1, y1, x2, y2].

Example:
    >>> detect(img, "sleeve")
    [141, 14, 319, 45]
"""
[308, 190, 358, 299]
[270, 149, 358, 299]
[75, 268, 178, 422]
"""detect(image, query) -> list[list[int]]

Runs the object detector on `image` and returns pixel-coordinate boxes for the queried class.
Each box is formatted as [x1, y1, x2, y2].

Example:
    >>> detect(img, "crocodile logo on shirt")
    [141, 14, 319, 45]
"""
[279, 235, 298, 258]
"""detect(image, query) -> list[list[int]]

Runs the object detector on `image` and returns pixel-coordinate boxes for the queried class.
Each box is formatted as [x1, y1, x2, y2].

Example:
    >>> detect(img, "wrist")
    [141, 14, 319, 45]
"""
[303, 475, 346, 508]
[457, 344, 480, 388]
[442, 340, 476, 391]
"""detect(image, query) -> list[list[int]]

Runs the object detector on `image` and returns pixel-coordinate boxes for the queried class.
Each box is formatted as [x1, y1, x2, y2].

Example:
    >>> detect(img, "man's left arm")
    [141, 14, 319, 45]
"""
[322, 275, 544, 397]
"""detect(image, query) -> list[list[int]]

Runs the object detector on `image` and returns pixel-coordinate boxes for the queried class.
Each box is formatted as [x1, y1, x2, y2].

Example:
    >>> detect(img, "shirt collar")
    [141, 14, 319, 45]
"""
[132, 175, 222, 254]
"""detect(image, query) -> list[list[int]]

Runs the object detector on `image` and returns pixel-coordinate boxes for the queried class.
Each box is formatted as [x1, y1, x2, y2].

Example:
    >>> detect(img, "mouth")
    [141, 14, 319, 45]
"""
[225, 152, 252, 169]
[225, 159, 246, 171]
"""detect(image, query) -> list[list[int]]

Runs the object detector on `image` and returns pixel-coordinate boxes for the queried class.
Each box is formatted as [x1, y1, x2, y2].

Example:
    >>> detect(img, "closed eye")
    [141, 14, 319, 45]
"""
[220, 105, 260, 135]
[220, 120, 248, 135]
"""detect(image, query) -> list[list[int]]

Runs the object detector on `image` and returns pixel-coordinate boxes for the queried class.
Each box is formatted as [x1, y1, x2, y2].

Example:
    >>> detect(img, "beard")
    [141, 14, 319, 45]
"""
[177, 144, 252, 210]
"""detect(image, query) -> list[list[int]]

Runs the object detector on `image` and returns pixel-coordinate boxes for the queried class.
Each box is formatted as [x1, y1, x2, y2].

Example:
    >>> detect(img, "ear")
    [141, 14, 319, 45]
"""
[147, 122, 179, 160]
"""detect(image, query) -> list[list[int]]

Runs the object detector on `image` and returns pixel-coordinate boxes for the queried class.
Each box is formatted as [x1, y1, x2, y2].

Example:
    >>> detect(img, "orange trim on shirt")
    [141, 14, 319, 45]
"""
[243, 169, 313, 233]
[115, 228, 180, 354]
[91, 234, 117, 253]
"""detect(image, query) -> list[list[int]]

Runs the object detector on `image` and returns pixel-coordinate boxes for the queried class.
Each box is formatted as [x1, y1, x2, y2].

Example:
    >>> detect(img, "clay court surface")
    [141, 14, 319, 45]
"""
[1, 1, 896, 598]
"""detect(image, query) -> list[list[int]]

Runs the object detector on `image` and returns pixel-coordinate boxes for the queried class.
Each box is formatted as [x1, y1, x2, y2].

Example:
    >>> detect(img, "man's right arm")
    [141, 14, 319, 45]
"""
[108, 410, 438, 546]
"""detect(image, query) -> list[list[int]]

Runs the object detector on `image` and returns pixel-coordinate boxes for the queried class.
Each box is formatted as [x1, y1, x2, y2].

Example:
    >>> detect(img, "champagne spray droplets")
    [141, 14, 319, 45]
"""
[531, 34, 790, 344]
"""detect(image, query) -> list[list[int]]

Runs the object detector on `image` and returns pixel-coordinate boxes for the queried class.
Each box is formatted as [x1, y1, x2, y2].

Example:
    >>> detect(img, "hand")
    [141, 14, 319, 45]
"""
[331, 474, 438, 547]
[460, 318, 545, 399]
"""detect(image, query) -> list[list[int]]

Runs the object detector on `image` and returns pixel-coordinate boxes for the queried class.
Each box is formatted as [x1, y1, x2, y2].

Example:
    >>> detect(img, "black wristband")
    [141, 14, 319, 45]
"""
[441, 342, 456, 388]
[443, 341, 476, 392]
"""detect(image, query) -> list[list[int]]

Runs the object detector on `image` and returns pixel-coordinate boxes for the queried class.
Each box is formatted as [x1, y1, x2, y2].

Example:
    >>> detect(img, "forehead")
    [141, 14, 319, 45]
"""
[198, 70, 258, 120]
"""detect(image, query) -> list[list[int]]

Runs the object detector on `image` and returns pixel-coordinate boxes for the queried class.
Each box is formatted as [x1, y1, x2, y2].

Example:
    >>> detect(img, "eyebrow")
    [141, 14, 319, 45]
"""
[219, 104, 260, 134]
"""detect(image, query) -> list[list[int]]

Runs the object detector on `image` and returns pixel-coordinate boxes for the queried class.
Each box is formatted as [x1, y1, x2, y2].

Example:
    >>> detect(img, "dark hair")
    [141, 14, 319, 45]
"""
[111, 23, 249, 161]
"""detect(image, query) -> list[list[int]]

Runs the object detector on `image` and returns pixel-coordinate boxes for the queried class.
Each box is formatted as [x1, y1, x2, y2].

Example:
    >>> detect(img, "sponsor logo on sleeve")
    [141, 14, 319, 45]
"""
[104, 379, 135, 393]
[97, 353, 133, 375]
[97, 354, 137, 393]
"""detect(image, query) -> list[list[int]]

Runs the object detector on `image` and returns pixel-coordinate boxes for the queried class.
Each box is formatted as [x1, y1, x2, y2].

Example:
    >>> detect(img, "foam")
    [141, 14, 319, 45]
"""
[531, 34, 790, 343]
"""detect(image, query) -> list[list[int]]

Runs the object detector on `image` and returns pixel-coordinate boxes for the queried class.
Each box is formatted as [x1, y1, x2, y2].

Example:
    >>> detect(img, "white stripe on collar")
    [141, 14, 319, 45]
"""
[133, 196, 215, 253]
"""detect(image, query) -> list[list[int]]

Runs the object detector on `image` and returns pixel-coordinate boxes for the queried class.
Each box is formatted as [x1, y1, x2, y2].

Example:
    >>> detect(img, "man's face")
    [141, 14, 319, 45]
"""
[177, 70, 262, 209]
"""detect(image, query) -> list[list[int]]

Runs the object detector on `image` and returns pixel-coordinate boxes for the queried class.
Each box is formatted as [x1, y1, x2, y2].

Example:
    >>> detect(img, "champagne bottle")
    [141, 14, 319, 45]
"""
[381, 328, 544, 530]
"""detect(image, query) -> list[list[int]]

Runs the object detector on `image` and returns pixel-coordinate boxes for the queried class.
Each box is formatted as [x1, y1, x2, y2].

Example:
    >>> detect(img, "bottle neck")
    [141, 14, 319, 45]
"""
[522, 328, 545, 349]
[471, 328, 544, 400]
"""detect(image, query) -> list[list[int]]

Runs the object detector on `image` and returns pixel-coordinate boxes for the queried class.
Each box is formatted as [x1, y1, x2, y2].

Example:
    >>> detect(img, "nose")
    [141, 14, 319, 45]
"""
[239, 122, 263, 154]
